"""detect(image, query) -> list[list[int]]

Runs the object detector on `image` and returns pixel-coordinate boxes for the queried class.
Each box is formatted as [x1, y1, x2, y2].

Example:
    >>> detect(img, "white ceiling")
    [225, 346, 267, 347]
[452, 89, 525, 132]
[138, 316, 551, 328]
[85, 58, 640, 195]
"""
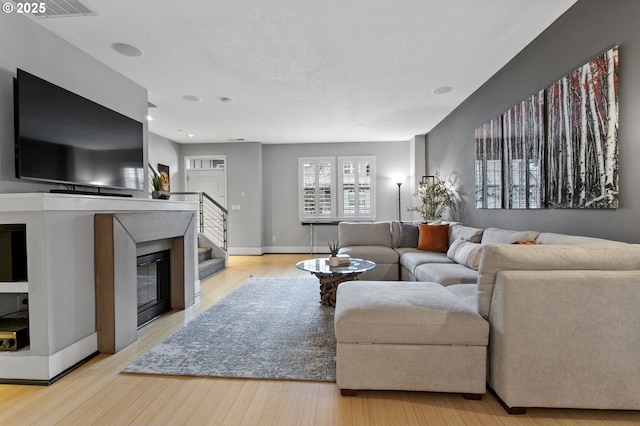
[24, 0, 576, 144]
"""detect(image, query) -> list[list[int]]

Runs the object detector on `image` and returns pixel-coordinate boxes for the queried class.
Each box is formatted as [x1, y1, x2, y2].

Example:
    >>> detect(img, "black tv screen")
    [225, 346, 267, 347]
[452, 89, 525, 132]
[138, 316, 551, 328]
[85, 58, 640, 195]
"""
[14, 69, 144, 191]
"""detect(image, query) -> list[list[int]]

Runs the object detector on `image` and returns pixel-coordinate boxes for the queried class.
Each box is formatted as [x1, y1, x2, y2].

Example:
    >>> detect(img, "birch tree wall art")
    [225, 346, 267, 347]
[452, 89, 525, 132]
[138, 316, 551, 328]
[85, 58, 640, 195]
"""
[547, 46, 619, 208]
[475, 117, 503, 209]
[504, 90, 545, 209]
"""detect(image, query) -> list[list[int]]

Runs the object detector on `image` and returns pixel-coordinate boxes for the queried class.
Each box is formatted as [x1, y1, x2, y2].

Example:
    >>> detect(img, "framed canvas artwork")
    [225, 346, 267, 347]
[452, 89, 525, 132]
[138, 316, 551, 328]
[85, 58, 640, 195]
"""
[475, 117, 503, 209]
[547, 46, 619, 208]
[503, 90, 545, 209]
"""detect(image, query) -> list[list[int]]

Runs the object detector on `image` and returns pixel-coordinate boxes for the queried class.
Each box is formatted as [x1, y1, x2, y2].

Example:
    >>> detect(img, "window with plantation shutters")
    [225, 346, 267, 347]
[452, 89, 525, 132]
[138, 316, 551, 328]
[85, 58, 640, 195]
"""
[338, 156, 375, 218]
[299, 157, 335, 219]
[298, 156, 376, 220]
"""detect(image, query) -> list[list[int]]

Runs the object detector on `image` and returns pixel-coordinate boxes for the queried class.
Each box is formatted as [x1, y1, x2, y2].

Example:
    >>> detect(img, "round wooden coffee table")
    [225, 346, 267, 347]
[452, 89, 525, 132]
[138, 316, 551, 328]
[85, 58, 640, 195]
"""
[296, 258, 376, 306]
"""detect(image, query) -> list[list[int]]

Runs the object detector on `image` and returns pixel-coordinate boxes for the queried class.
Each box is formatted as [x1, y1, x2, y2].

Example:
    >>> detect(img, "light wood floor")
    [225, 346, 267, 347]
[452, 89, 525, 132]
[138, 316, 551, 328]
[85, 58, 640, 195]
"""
[1, 254, 639, 425]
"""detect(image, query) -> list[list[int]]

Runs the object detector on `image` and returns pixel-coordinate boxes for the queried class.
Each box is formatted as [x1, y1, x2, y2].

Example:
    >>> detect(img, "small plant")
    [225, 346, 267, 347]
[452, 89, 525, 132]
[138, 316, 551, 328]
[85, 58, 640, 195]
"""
[328, 240, 340, 257]
[152, 175, 164, 191]
[408, 172, 454, 221]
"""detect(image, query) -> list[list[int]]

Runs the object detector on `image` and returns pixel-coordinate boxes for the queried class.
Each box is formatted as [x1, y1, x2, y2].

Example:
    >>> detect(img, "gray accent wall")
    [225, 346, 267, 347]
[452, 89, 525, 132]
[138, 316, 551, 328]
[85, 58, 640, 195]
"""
[425, 0, 640, 243]
[0, 12, 148, 196]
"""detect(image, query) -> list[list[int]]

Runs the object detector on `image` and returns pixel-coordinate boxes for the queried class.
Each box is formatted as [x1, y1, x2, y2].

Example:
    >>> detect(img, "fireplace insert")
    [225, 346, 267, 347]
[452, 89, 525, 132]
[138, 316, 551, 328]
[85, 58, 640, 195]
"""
[137, 250, 171, 327]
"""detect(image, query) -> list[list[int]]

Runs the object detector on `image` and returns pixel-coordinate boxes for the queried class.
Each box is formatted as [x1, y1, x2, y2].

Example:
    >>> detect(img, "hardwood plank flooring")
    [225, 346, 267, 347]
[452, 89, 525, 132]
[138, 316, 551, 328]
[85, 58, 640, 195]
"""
[1, 254, 639, 425]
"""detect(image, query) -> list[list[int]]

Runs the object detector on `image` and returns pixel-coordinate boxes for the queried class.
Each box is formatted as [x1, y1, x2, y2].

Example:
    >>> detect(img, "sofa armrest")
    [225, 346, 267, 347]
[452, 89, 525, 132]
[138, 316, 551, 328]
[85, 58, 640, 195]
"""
[488, 269, 640, 410]
[477, 244, 640, 318]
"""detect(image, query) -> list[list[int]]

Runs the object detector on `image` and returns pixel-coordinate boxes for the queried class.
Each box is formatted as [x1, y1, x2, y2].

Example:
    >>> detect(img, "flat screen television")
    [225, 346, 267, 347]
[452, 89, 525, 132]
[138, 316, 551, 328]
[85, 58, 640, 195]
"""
[14, 69, 144, 192]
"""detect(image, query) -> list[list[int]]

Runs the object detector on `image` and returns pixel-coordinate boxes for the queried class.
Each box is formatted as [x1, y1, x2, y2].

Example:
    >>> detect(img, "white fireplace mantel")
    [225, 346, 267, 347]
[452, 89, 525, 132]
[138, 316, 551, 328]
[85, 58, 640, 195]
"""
[0, 193, 198, 383]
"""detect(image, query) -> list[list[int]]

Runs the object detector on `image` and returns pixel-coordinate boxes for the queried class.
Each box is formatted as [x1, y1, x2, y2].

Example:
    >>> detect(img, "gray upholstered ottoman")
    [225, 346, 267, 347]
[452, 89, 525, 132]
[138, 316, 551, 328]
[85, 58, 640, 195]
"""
[334, 281, 489, 398]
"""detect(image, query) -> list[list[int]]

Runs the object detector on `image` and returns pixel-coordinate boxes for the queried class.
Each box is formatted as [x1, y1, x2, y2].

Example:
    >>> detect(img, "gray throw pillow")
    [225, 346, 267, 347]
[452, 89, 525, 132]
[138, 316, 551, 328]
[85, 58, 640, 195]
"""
[397, 222, 419, 248]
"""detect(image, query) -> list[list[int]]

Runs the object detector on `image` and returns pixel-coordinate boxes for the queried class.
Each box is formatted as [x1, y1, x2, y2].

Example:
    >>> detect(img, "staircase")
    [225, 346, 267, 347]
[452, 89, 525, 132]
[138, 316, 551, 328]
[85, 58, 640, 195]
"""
[148, 164, 229, 281]
[198, 246, 225, 280]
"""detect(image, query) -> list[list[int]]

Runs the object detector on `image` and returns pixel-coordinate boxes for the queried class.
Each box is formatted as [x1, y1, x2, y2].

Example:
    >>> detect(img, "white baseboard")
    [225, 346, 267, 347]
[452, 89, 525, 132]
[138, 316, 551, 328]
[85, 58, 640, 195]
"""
[261, 246, 331, 254]
[227, 247, 264, 255]
[49, 333, 98, 378]
[227, 247, 332, 255]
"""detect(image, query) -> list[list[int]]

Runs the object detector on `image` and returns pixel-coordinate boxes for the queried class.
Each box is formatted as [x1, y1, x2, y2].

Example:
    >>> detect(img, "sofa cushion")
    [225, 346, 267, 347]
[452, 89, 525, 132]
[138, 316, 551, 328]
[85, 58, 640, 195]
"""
[447, 238, 483, 270]
[536, 232, 626, 246]
[481, 227, 539, 245]
[397, 222, 419, 248]
[335, 281, 488, 346]
[414, 263, 478, 286]
[449, 224, 484, 245]
[338, 245, 399, 264]
[398, 249, 453, 274]
[417, 223, 450, 252]
[338, 222, 392, 247]
[447, 283, 478, 312]
[477, 244, 640, 319]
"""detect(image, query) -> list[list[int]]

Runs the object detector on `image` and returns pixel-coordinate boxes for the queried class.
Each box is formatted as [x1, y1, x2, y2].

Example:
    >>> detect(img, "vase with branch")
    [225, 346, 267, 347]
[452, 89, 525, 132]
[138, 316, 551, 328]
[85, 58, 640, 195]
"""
[407, 172, 454, 221]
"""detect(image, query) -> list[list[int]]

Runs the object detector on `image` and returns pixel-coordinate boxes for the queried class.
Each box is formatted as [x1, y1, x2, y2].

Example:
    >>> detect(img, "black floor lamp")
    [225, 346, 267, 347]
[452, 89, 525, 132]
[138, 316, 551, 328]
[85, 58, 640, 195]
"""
[396, 180, 403, 221]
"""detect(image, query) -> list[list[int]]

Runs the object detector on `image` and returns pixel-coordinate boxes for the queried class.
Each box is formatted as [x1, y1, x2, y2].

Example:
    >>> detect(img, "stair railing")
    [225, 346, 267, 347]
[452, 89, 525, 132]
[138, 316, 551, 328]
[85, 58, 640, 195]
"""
[147, 164, 228, 251]
[164, 191, 228, 251]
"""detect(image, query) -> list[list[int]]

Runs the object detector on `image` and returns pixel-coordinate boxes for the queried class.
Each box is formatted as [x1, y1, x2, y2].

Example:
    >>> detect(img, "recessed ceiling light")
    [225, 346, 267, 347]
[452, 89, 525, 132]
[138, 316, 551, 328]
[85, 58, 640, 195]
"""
[146, 115, 154, 121]
[187, 134, 195, 138]
[220, 97, 233, 103]
[182, 95, 201, 102]
[431, 86, 453, 95]
[111, 43, 143, 57]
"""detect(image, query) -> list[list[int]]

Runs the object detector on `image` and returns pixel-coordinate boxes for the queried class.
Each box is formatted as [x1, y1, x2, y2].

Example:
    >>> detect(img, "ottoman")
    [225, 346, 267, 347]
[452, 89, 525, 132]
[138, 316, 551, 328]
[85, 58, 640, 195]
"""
[334, 281, 489, 398]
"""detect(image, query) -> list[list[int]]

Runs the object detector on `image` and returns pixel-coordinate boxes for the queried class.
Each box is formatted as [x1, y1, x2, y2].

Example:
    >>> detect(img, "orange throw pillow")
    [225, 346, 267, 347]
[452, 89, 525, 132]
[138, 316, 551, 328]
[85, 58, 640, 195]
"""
[417, 223, 450, 253]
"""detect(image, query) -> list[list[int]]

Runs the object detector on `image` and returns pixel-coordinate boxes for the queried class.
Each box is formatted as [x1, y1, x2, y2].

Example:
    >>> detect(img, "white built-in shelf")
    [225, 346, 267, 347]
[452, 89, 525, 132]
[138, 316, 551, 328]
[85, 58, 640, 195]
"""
[0, 346, 30, 356]
[0, 282, 28, 293]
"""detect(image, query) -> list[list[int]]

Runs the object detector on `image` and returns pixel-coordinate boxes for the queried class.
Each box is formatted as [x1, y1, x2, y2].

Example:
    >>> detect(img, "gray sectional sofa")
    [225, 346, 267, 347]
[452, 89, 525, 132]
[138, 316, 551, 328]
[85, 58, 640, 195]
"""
[335, 221, 640, 413]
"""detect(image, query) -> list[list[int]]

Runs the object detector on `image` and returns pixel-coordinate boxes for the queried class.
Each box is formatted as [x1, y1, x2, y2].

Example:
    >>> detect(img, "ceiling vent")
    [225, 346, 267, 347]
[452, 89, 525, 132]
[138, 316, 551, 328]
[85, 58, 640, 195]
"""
[14, 0, 98, 18]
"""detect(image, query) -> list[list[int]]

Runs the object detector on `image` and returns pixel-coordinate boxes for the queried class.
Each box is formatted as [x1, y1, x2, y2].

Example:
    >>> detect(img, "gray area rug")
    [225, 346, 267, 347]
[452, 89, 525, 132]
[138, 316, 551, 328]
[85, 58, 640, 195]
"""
[123, 276, 336, 382]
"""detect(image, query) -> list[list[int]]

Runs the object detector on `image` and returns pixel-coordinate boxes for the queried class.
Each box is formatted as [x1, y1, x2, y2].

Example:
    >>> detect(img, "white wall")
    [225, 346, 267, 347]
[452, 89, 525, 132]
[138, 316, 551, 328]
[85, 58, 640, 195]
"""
[181, 142, 264, 254]
[178, 140, 412, 253]
[0, 12, 148, 196]
[148, 132, 182, 193]
[262, 141, 412, 252]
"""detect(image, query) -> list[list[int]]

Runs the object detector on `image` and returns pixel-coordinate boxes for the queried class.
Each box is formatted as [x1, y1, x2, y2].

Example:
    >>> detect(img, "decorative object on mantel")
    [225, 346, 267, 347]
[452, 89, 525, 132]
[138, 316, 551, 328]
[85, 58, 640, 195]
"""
[328, 240, 341, 266]
[158, 163, 171, 192]
[152, 175, 170, 200]
[408, 172, 454, 221]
